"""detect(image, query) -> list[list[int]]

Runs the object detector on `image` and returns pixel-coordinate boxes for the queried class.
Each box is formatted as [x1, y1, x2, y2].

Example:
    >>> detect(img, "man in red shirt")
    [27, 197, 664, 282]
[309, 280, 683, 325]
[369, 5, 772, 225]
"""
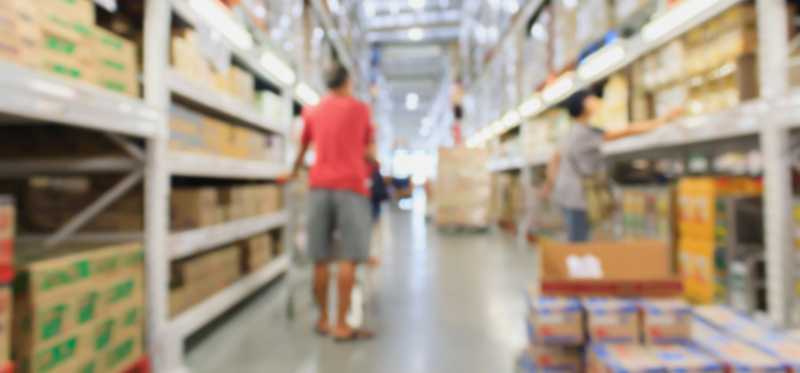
[289, 66, 375, 341]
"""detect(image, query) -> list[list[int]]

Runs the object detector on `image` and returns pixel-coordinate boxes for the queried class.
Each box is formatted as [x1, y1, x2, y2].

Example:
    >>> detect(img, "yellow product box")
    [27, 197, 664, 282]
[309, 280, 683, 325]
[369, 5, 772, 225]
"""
[33, 0, 94, 25]
[228, 66, 255, 101]
[678, 239, 716, 304]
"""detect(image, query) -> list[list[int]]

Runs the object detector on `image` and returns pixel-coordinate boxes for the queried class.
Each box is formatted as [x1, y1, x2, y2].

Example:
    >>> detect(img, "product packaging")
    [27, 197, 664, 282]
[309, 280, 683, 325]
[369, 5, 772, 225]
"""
[583, 298, 639, 344]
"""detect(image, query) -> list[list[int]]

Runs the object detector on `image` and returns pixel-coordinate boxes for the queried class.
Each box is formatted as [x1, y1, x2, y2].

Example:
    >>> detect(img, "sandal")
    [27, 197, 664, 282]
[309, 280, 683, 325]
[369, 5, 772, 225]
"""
[333, 329, 375, 343]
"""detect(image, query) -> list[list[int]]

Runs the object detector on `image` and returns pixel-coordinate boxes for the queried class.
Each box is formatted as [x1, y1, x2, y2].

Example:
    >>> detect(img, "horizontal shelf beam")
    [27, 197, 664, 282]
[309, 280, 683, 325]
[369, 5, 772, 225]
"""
[0, 157, 140, 177]
[168, 71, 284, 134]
[168, 152, 288, 180]
[0, 62, 164, 139]
[170, 211, 288, 260]
[169, 254, 289, 338]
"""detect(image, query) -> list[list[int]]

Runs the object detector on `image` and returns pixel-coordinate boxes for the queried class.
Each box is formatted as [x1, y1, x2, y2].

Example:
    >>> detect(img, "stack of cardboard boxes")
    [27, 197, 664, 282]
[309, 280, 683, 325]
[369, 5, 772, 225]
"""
[0, 0, 140, 97]
[171, 28, 257, 104]
[677, 177, 761, 304]
[169, 232, 280, 317]
[0, 197, 14, 372]
[13, 242, 145, 373]
[435, 148, 491, 228]
[171, 184, 283, 231]
[170, 104, 279, 161]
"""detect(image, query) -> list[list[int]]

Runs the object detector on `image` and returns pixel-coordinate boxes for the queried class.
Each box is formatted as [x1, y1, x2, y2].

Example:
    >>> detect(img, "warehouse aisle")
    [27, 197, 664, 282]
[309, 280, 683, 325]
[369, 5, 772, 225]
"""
[187, 196, 537, 373]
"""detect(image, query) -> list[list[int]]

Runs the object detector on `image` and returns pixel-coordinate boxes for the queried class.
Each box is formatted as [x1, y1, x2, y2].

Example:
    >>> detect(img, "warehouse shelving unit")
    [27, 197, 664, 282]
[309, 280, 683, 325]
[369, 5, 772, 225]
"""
[142, 1, 300, 372]
[468, 0, 797, 327]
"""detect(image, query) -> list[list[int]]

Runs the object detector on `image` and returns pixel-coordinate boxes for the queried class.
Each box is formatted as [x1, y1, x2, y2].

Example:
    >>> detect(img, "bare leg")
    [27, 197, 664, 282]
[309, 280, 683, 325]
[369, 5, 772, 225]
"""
[313, 262, 330, 334]
[332, 261, 356, 337]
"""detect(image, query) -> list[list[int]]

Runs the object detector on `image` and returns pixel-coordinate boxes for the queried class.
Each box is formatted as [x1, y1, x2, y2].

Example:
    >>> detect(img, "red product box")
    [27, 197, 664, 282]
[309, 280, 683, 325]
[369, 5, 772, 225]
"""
[0, 196, 13, 284]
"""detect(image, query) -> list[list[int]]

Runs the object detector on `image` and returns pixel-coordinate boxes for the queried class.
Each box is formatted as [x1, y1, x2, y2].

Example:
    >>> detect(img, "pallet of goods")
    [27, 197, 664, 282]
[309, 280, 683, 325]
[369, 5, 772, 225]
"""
[435, 147, 491, 229]
[12, 241, 145, 373]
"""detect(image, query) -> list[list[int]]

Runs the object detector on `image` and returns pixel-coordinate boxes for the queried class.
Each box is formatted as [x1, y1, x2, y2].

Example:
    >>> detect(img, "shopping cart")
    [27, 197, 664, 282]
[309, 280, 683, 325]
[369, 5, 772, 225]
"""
[282, 178, 379, 330]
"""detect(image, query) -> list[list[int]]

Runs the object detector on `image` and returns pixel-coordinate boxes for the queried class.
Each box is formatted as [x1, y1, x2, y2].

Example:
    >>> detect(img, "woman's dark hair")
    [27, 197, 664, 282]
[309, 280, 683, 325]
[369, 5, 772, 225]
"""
[326, 65, 350, 90]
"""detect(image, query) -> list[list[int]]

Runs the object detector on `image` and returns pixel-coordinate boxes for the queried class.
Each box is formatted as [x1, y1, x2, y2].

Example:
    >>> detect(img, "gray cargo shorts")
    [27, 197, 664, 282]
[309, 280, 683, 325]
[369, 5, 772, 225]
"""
[307, 189, 371, 263]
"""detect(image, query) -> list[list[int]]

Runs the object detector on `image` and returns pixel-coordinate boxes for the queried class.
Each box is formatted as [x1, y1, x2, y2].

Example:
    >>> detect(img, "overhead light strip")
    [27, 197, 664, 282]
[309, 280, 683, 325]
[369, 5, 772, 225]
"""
[260, 51, 296, 86]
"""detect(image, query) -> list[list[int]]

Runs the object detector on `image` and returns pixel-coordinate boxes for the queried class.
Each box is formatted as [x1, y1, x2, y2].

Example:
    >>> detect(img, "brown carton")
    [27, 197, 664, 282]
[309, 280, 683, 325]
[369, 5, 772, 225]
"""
[523, 345, 582, 372]
[641, 299, 692, 344]
[527, 293, 584, 346]
[0, 288, 9, 364]
[540, 240, 682, 297]
[32, 0, 94, 24]
[691, 320, 785, 372]
[583, 298, 640, 344]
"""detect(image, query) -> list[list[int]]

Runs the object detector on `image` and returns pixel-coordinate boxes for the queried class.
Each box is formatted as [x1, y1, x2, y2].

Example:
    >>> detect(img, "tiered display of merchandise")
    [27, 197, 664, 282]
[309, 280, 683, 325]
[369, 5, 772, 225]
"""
[0, 0, 140, 96]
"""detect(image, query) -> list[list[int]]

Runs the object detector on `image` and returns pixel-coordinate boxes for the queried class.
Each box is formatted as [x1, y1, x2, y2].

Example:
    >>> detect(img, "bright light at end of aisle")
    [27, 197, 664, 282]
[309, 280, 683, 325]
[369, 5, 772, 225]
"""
[406, 93, 419, 111]
[190, 0, 254, 50]
[542, 74, 575, 104]
[409, 0, 426, 11]
[260, 51, 296, 86]
[295, 83, 320, 106]
[642, 0, 719, 42]
[577, 43, 625, 81]
[518, 96, 543, 118]
[408, 28, 425, 41]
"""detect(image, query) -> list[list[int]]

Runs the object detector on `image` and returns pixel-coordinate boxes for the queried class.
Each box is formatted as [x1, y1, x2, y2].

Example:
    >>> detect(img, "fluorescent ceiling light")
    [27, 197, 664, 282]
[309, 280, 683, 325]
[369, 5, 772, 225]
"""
[408, 28, 425, 41]
[518, 96, 543, 118]
[295, 83, 320, 105]
[406, 93, 419, 111]
[642, 0, 718, 42]
[577, 43, 626, 81]
[190, 0, 254, 50]
[409, 0, 426, 10]
[542, 74, 575, 104]
[260, 51, 296, 86]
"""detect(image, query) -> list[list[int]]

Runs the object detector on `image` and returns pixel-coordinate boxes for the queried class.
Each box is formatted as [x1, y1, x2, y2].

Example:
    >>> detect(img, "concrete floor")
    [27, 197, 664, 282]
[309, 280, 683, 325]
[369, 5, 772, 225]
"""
[187, 202, 538, 373]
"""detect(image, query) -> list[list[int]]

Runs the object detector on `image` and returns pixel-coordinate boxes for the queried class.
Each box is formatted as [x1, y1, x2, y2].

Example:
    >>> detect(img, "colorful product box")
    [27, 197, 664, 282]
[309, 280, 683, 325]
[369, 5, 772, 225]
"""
[0, 196, 14, 283]
[527, 296, 584, 346]
[691, 320, 785, 373]
[650, 345, 723, 373]
[589, 344, 665, 373]
[583, 298, 640, 344]
[521, 345, 583, 373]
[640, 299, 692, 344]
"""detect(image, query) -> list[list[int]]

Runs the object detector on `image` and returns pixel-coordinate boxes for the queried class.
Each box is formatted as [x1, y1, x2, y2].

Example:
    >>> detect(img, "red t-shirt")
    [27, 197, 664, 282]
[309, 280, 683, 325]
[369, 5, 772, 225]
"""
[302, 95, 374, 196]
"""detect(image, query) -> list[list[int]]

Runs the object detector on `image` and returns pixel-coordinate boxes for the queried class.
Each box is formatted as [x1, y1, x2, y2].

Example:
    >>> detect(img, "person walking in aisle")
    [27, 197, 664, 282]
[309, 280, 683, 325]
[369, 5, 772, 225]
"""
[541, 86, 682, 242]
[288, 65, 376, 341]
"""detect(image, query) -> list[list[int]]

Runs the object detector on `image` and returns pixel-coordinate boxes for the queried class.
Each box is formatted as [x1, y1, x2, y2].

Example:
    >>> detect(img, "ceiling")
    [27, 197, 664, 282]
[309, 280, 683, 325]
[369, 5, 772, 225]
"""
[360, 0, 462, 151]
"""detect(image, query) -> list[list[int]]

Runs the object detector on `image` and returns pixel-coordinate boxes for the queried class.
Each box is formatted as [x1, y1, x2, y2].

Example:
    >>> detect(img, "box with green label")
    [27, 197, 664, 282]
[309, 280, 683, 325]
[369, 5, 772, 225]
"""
[32, 0, 94, 25]
[37, 12, 93, 82]
[90, 26, 139, 97]
[0, 0, 43, 69]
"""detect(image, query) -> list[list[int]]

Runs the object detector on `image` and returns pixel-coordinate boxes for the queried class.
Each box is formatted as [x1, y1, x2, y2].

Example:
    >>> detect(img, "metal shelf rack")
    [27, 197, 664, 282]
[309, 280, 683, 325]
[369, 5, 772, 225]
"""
[473, 0, 797, 328]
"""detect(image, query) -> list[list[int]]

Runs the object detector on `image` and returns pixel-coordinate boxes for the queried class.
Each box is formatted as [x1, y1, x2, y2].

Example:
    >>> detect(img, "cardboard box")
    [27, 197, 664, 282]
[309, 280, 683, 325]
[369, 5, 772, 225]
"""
[170, 187, 219, 230]
[650, 345, 723, 373]
[33, 0, 94, 25]
[583, 298, 640, 344]
[0, 288, 10, 364]
[640, 299, 692, 344]
[37, 13, 94, 82]
[539, 240, 682, 297]
[691, 320, 785, 372]
[527, 295, 584, 346]
[589, 344, 664, 373]
[694, 306, 800, 370]
[522, 345, 582, 372]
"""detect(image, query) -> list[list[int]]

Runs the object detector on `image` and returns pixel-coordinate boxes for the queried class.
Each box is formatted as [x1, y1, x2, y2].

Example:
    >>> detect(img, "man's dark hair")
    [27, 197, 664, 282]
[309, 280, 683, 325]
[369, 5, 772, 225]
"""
[563, 90, 591, 118]
[326, 65, 350, 90]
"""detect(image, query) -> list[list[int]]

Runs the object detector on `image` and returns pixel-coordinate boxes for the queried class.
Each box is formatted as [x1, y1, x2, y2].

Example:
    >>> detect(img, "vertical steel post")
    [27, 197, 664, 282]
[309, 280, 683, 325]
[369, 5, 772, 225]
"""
[143, 1, 179, 372]
[756, 0, 793, 326]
